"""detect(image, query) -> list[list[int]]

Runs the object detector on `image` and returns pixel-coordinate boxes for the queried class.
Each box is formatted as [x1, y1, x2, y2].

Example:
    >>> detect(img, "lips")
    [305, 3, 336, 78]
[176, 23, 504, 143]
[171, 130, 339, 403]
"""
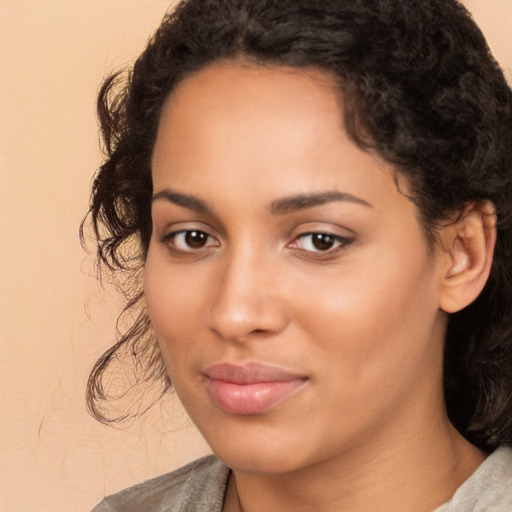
[203, 362, 307, 415]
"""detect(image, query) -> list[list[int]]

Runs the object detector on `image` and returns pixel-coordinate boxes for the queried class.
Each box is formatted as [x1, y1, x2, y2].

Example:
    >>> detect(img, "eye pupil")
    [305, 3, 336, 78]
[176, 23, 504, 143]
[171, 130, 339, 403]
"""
[312, 233, 335, 251]
[185, 230, 208, 248]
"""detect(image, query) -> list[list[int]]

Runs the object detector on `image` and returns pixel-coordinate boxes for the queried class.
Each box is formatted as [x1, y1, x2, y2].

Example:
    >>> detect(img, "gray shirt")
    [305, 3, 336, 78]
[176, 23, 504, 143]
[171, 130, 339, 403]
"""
[434, 446, 512, 511]
[92, 446, 512, 511]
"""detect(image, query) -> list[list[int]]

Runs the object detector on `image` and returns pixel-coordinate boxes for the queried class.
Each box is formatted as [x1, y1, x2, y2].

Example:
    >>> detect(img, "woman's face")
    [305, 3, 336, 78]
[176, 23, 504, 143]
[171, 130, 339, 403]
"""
[145, 62, 449, 474]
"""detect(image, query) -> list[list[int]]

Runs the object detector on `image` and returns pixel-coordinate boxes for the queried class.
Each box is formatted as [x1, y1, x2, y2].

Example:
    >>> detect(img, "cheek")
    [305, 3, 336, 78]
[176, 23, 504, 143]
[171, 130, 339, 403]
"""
[143, 249, 209, 367]
[288, 244, 441, 386]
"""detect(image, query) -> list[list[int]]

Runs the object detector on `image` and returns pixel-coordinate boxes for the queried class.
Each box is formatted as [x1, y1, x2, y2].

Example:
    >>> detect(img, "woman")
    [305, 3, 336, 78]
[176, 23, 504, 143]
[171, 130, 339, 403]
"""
[86, 0, 512, 510]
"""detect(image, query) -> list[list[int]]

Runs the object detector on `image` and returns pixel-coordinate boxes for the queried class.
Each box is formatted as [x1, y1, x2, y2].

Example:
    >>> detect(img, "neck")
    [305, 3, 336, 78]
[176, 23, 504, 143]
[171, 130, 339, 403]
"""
[223, 408, 485, 512]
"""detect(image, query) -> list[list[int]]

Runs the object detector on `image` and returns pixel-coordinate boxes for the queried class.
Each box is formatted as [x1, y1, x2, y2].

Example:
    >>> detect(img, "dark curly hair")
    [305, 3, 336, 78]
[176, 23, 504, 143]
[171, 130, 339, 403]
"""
[82, 0, 512, 450]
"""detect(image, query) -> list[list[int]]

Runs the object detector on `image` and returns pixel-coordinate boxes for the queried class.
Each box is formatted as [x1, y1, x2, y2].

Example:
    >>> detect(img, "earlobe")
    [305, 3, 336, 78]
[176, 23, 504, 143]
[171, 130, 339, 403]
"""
[439, 201, 496, 314]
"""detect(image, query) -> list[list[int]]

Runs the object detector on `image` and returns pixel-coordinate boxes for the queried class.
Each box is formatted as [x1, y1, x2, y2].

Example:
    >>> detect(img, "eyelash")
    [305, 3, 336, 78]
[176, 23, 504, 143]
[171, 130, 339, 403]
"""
[291, 232, 353, 254]
[160, 230, 219, 253]
[160, 228, 353, 257]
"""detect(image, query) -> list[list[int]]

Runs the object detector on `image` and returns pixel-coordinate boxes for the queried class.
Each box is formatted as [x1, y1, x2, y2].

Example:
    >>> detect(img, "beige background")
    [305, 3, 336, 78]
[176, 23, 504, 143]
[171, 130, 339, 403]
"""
[1, 1, 511, 511]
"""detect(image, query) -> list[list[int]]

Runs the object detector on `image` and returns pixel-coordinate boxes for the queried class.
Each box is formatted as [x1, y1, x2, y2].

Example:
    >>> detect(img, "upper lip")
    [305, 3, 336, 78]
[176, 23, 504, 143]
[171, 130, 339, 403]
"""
[204, 362, 306, 384]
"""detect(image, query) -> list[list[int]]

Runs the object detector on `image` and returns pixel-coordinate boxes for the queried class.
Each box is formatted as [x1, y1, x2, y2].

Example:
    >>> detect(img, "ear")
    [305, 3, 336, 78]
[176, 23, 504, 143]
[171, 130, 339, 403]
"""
[438, 201, 497, 314]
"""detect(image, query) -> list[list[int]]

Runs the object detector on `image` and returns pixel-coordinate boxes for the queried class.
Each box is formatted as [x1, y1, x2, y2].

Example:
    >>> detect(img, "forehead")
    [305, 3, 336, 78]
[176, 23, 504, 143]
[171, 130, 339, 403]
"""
[164, 60, 340, 116]
[154, 62, 342, 164]
[153, 62, 376, 182]
[151, 61, 418, 225]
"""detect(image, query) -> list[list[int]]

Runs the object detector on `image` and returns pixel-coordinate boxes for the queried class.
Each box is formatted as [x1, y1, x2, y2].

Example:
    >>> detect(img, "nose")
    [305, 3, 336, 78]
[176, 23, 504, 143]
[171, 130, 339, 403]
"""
[206, 248, 289, 342]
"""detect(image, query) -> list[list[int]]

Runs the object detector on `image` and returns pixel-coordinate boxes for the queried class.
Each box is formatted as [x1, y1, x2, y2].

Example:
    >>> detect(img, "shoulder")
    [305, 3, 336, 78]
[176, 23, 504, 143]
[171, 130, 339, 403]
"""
[435, 446, 512, 512]
[91, 454, 230, 512]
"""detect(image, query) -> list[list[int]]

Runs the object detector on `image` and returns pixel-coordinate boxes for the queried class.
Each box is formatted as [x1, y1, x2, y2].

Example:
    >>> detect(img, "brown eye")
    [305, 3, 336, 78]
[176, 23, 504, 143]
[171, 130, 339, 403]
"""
[185, 230, 209, 249]
[292, 232, 352, 253]
[167, 230, 218, 251]
[311, 233, 336, 251]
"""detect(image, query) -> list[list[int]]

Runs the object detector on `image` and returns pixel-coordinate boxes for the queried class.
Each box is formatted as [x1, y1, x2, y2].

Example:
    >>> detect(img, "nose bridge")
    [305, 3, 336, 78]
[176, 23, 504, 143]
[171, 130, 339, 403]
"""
[207, 239, 286, 341]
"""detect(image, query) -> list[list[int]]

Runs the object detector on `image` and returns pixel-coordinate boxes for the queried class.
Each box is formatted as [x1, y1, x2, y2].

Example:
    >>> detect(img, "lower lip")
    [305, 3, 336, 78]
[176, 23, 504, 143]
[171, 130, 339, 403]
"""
[205, 378, 306, 415]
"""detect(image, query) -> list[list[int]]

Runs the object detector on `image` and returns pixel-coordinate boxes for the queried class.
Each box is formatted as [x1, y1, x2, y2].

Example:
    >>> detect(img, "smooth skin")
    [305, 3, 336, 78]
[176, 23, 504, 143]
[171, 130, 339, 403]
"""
[144, 62, 496, 511]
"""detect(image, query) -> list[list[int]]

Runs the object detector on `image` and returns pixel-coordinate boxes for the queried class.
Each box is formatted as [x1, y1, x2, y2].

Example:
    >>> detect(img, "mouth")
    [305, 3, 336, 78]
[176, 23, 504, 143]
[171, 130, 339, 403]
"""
[203, 362, 308, 415]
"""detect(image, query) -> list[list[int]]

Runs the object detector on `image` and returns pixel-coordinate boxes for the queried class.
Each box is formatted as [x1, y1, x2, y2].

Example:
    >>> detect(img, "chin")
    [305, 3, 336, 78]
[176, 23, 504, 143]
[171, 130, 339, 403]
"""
[203, 423, 321, 475]
[216, 447, 304, 475]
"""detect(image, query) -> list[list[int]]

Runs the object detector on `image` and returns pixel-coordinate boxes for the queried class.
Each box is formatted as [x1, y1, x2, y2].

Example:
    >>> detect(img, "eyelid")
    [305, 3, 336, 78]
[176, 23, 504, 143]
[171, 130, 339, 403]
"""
[287, 226, 355, 256]
[294, 232, 350, 248]
[155, 220, 354, 256]
[156, 219, 216, 239]
[171, 230, 218, 249]
[158, 223, 221, 254]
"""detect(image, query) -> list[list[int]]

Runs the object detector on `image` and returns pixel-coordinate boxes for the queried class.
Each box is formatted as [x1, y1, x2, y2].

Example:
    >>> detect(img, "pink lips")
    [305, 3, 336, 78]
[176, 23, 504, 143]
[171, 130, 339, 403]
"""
[204, 362, 307, 415]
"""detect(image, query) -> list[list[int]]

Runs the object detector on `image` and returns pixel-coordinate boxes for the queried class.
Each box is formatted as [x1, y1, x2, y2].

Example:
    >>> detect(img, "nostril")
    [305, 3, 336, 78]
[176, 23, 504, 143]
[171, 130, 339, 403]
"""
[206, 274, 289, 341]
[248, 329, 275, 339]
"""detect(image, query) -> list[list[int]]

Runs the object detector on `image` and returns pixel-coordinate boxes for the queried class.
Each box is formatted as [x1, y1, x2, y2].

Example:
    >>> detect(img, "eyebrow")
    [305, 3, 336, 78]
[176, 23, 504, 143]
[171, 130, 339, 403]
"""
[151, 188, 372, 215]
[269, 191, 373, 214]
[151, 189, 211, 213]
